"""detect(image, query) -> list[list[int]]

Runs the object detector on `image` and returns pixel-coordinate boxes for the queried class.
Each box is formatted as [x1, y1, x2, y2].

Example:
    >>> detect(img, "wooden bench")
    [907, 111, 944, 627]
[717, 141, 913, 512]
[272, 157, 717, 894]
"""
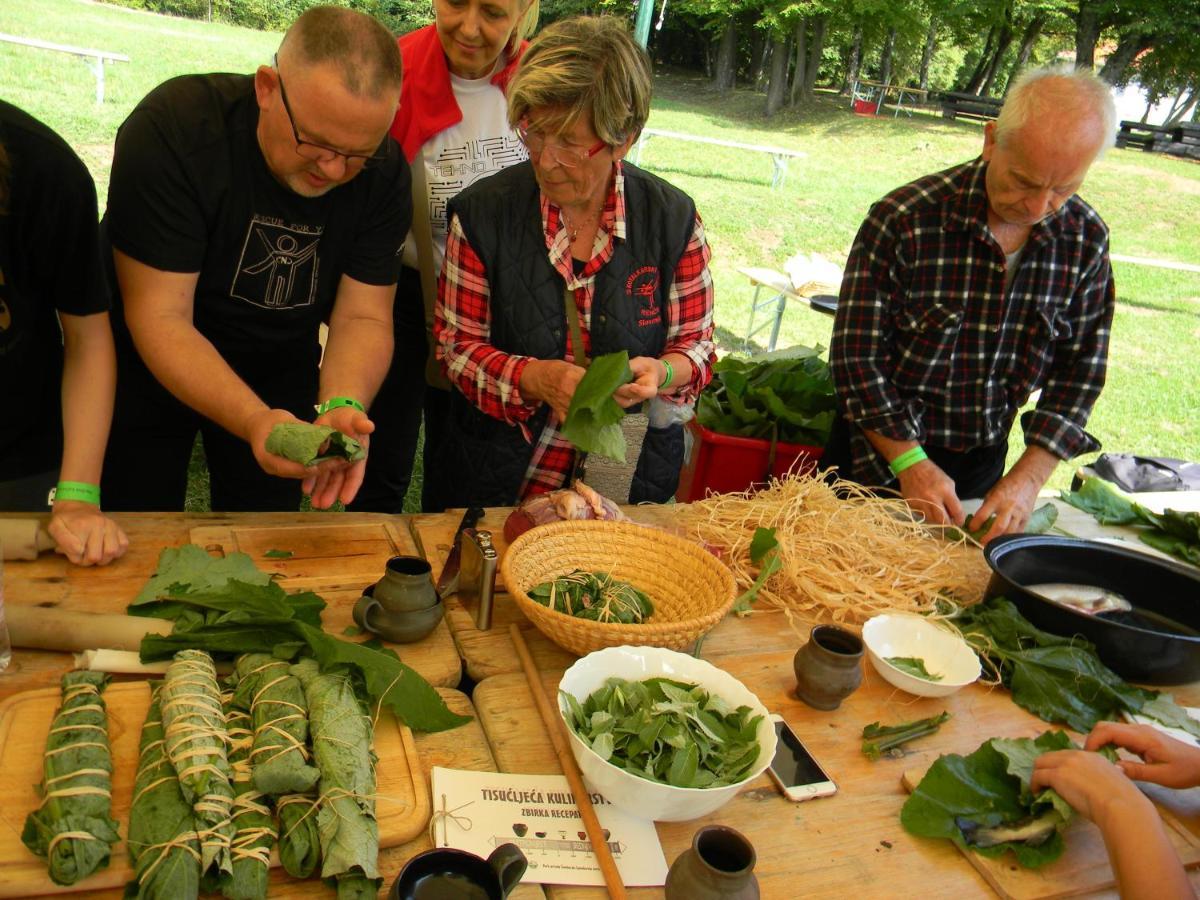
[940, 91, 1003, 122]
[631, 127, 806, 190]
[0, 33, 129, 104]
[1116, 120, 1182, 151]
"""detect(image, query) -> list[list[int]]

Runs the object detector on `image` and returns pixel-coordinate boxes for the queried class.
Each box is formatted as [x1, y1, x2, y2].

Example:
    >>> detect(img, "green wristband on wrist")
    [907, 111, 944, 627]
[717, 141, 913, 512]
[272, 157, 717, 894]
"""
[889, 446, 928, 477]
[53, 481, 101, 506]
[659, 359, 674, 389]
[314, 396, 365, 416]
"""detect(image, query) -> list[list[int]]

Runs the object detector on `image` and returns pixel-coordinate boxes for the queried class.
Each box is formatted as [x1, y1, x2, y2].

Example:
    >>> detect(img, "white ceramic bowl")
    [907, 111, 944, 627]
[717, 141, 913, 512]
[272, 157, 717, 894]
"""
[861, 614, 981, 697]
[557, 646, 777, 822]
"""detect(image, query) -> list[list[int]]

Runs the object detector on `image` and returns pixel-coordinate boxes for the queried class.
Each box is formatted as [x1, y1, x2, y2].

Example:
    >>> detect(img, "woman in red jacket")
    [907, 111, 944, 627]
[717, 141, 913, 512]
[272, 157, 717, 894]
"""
[351, 0, 539, 513]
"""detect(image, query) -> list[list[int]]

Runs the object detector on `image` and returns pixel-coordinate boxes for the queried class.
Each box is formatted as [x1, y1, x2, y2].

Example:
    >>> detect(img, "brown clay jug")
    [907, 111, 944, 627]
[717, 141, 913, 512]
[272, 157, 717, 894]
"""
[793, 624, 864, 710]
[664, 825, 759, 900]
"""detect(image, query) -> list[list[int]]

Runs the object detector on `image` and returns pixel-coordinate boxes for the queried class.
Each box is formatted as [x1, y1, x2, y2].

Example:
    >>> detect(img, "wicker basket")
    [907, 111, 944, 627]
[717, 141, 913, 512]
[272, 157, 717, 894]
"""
[501, 519, 737, 656]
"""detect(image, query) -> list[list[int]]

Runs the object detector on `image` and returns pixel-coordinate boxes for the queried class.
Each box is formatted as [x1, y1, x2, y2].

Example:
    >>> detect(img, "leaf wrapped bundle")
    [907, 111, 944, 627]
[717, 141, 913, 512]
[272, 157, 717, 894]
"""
[219, 700, 277, 900]
[161, 649, 236, 875]
[291, 658, 380, 895]
[20, 671, 120, 885]
[275, 794, 321, 878]
[233, 654, 320, 795]
[128, 686, 202, 899]
[265, 423, 364, 466]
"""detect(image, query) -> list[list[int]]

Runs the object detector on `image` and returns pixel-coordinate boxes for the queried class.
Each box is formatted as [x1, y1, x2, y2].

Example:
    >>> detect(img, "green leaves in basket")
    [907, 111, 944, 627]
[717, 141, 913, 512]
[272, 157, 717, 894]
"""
[528, 570, 654, 624]
[560, 351, 634, 461]
[560, 676, 763, 788]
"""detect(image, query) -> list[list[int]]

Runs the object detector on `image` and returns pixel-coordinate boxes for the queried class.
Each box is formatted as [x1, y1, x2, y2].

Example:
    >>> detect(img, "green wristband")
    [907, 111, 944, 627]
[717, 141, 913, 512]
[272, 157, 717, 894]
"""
[314, 396, 365, 416]
[888, 446, 928, 477]
[54, 481, 101, 506]
[659, 359, 674, 389]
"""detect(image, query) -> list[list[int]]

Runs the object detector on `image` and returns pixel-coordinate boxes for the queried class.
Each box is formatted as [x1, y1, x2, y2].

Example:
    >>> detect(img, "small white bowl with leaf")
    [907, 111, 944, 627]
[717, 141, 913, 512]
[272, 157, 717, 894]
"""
[558, 646, 777, 821]
[862, 614, 981, 697]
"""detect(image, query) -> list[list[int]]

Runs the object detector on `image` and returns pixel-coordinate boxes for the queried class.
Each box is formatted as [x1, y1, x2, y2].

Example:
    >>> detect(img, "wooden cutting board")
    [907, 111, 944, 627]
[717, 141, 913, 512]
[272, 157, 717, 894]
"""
[189, 519, 419, 593]
[0, 679, 430, 898]
[901, 766, 1200, 899]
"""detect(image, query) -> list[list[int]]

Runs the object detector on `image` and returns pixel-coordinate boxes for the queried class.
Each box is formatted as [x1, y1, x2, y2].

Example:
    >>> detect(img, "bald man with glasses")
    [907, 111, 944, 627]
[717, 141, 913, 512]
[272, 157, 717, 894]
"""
[101, 6, 411, 512]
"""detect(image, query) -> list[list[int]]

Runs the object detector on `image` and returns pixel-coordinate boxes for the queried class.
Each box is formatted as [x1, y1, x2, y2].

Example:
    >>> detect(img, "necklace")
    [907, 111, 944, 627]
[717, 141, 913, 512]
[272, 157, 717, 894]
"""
[560, 205, 600, 243]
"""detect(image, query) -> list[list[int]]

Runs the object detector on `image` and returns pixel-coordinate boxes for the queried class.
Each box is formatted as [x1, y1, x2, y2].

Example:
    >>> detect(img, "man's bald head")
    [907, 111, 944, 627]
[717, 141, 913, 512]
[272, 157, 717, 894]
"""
[995, 66, 1116, 158]
[277, 5, 402, 99]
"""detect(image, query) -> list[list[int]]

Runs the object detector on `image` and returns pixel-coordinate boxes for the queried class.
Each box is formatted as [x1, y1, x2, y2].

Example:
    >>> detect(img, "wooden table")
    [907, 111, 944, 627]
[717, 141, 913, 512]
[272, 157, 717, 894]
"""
[1, 512, 461, 696]
[474, 643, 1200, 898]
[410, 507, 815, 683]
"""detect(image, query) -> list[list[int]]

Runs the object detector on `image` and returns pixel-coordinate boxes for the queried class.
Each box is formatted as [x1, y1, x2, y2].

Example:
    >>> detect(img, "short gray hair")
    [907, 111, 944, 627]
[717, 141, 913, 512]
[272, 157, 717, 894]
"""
[280, 5, 402, 98]
[996, 65, 1116, 153]
[507, 16, 651, 146]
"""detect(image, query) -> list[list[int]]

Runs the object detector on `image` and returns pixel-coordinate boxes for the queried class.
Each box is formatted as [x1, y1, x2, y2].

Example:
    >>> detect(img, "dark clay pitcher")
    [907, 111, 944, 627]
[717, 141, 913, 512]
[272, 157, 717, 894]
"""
[793, 624, 864, 710]
[354, 555, 444, 643]
[665, 825, 759, 900]
[389, 843, 527, 900]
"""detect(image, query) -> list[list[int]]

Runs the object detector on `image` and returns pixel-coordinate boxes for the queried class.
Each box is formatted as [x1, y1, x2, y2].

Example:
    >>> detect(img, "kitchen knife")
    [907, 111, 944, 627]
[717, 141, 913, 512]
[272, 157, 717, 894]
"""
[435, 506, 484, 598]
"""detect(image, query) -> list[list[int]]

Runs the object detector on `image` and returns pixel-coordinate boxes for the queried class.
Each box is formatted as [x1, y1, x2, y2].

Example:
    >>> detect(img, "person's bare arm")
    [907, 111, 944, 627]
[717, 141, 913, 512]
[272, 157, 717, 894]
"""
[860, 428, 964, 526]
[970, 444, 1059, 544]
[305, 275, 395, 509]
[1032, 748, 1194, 900]
[50, 311, 128, 566]
[115, 249, 310, 479]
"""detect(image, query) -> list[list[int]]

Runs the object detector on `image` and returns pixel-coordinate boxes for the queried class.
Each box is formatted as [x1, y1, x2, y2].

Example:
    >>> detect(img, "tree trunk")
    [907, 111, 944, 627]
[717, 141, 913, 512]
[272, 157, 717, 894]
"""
[918, 20, 937, 92]
[749, 29, 767, 87]
[804, 15, 827, 101]
[711, 21, 737, 92]
[765, 34, 790, 115]
[878, 27, 897, 89]
[1007, 13, 1045, 90]
[965, 26, 996, 93]
[790, 19, 807, 106]
[1097, 33, 1153, 85]
[1165, 86, 1199, 126]
[979, 14, 1014, 98]
[841, 24, 863, 94]
[1075, 1, 1101, 71]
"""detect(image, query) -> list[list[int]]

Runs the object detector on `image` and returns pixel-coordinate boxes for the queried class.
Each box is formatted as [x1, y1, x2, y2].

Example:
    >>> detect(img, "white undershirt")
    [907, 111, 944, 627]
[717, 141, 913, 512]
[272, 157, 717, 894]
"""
[406, 69, 527, 270]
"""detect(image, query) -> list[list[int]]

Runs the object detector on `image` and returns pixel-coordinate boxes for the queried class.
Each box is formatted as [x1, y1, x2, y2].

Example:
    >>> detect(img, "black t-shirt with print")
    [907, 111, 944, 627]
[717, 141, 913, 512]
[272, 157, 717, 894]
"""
[104, 74, 410, 378]
[0, 100, 109, 479]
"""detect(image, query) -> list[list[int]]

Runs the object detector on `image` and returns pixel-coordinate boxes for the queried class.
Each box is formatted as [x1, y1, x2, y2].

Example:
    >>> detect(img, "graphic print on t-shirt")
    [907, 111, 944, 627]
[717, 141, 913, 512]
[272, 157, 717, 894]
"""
[428, 136, 525, 242]
[231, 215, 323, 310]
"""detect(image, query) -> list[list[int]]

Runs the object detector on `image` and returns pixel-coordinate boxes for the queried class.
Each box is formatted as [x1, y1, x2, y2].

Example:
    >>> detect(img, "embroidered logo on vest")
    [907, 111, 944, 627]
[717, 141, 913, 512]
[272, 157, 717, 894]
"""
[626, 266, 661, 326]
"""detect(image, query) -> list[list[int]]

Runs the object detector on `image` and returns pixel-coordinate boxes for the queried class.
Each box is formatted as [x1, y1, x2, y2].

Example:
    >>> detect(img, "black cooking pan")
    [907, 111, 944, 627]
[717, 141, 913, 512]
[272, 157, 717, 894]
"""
[983, 534, 1200, 685]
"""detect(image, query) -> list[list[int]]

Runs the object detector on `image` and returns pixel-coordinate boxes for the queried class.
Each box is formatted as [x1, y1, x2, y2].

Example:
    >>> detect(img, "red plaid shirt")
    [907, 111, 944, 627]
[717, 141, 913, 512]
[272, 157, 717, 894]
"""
[435, 163, 715, 496]
[831, 158, 1115, 487]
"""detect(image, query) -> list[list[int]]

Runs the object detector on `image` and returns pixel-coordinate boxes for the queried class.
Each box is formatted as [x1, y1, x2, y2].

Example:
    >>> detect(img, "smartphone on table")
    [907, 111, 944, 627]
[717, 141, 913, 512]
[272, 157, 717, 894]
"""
[767, 713, 837, 802]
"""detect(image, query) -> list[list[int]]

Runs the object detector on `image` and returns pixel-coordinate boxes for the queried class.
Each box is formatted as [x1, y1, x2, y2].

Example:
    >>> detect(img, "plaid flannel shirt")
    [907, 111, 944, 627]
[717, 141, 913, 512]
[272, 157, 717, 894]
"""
[435, 162, 716, 496]
[830, 158, 1115, 488]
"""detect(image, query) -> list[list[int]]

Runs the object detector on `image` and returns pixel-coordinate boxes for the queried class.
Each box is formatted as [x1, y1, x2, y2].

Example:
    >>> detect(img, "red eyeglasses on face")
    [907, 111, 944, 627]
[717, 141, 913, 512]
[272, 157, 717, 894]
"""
[516, 119, 607, 168]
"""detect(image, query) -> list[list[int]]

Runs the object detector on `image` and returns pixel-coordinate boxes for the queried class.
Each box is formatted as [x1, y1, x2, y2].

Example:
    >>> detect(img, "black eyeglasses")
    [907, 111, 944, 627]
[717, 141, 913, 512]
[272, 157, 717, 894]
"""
[273, 54, 389, 168]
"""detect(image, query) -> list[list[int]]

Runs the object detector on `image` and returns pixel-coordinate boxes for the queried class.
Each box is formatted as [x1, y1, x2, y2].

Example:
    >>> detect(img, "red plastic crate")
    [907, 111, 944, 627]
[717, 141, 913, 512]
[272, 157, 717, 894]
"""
[852, 98, 878, 116]
[675, 419, 823, 502]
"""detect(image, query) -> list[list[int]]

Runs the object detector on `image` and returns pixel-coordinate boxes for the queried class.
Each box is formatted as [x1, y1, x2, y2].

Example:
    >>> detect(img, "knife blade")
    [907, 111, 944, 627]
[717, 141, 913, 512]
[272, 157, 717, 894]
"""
[435, 506, 484, 598]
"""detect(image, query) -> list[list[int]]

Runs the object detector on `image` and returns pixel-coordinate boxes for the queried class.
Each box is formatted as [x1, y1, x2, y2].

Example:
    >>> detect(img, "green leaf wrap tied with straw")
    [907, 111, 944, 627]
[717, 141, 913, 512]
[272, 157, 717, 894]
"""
[219, 696, 276, 900]
[161, 649, 236, 875]
[233, 654, 319, 796]
[291, 658, 380, 897]
[276, 793, 321, 878]
[127, 685, 202, 899]
[20, 671, 120, 885]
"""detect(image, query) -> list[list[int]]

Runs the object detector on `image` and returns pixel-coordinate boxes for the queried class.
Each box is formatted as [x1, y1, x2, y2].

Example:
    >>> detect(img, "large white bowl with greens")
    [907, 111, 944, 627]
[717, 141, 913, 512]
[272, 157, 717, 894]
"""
[557, 645, 777, 822]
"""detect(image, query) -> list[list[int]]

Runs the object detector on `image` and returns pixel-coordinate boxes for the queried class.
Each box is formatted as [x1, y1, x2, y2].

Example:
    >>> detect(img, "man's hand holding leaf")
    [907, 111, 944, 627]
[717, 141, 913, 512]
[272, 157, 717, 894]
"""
[247, 408, 315, 480]
[303, 407, 373, 509]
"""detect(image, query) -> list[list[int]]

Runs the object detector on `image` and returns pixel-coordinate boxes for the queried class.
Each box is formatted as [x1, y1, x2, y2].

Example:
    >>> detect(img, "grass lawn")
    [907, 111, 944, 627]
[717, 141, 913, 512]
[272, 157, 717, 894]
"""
[5, 0, 1199, 507]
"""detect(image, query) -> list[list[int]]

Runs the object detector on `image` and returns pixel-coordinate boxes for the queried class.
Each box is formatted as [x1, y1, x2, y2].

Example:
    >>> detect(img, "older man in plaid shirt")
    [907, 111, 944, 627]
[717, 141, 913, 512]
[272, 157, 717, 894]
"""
[826, 66, 1117, 544]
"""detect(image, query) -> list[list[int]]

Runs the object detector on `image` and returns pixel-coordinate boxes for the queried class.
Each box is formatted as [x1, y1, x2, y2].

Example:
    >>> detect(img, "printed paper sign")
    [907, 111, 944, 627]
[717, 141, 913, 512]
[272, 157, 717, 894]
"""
[430, 767, 668, 887]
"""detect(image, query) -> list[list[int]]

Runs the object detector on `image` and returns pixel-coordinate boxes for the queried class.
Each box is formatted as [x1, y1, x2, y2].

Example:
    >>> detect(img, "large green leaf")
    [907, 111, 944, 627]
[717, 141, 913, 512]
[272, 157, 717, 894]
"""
[560, 351, 633, 461]
[265, 423, 365, 466]
[1058, 477, 1142, 525]
[901, 732, 1074, 868]
[132, 544, 273, 606]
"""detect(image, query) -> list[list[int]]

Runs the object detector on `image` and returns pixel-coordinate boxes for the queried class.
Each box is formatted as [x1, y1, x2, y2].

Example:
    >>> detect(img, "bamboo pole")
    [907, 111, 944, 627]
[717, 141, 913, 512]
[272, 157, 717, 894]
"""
[509, 624, 628, 900]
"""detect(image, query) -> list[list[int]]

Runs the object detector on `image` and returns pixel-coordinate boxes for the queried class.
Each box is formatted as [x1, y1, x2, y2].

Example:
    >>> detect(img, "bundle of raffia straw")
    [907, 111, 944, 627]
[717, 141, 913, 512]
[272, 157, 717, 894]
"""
[675, 474, 993, 629]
